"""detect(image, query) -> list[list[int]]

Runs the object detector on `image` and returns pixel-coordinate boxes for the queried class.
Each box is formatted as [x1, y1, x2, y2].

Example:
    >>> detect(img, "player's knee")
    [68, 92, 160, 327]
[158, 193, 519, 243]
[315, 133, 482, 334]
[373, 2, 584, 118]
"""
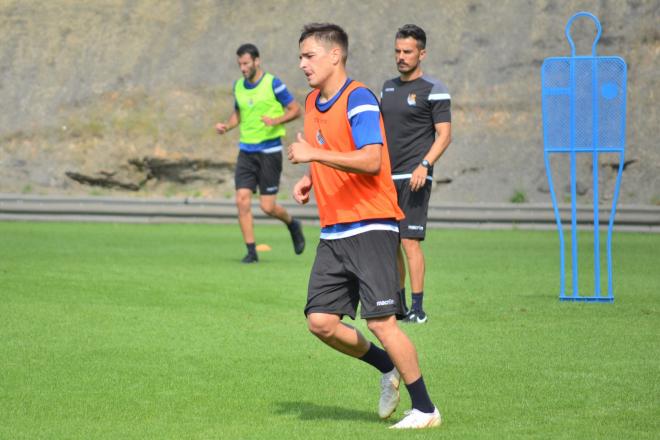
[366, 316, 394, 338]
[402, 238, 421, 251]
[260, 200, 276, 216]
[235, 193, 249, 205]
[235, 193, 251, 211]
[307, 316, 335, 340]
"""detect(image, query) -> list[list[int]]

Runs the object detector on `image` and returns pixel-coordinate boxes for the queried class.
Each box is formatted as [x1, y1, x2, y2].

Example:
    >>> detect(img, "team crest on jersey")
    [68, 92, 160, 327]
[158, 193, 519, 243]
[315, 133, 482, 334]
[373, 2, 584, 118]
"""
[248, 98, 254, 107]
[407, 93, 417, 106]
[316, 129, 326, 145]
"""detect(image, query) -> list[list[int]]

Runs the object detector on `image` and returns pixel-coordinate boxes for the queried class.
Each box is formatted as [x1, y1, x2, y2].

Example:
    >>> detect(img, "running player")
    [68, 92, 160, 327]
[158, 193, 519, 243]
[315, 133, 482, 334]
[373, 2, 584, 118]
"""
[288, 23, 441, 429]
[216, 43, 305, 263]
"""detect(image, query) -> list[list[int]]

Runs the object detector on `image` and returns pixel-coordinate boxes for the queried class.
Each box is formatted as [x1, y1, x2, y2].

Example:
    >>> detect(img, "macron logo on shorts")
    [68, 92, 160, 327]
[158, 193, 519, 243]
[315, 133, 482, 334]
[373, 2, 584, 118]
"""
[408, 225, 424, 231]
[376, 299, 395, 307]
[266, 186, 278, 192]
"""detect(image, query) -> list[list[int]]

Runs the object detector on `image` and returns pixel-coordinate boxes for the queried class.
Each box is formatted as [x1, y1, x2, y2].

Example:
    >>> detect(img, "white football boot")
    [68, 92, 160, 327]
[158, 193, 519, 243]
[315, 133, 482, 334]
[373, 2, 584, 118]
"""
[378, 368, 400, 419]
[389, 407, 442, 429]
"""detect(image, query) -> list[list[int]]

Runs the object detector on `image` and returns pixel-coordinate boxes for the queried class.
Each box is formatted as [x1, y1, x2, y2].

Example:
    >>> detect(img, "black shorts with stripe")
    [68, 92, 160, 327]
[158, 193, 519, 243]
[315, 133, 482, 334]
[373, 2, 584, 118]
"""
[234, 149, 282, 195]
[305, 230, 406, 320]
[394, 179, 432, 240]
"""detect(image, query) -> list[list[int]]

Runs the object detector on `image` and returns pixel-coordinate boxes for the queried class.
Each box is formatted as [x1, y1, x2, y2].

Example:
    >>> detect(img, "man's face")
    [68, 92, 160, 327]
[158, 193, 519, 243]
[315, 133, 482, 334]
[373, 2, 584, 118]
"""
[299, 37, 336, 89]
[395, 37, 425, 75]
[237, 53, 259, 81]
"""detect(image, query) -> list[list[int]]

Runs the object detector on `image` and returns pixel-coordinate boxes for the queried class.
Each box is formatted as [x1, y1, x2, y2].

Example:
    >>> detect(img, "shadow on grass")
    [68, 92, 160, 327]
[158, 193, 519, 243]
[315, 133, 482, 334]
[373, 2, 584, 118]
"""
[274, 401, 380, 423]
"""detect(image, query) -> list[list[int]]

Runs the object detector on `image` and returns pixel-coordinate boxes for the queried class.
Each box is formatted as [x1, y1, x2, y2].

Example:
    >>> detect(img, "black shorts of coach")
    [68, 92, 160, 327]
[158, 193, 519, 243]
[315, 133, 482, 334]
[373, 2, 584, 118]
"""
[234, 149, 283, 195]
[394, 179, 432, 240]
[305, 230, 407, 320]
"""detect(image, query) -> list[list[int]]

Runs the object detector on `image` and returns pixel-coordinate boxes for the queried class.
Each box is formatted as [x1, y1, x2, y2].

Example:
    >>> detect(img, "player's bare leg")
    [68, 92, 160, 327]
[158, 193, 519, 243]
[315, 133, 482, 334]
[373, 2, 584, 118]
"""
[397, 246, 406, 290]
[396, 246, 409, 315]
[307, 312, 370, 357]
[401, 238, 424, 294]
[401, 238, 426, 323]
[259, 194, 292, 223]
[367, 315, 440, 428]
[236, 188, 257, 262]
[307, 312, 401, 418]
[236, 189, 255, 243]
[366, 316, 420, 381]
[261, 194, 305, 254]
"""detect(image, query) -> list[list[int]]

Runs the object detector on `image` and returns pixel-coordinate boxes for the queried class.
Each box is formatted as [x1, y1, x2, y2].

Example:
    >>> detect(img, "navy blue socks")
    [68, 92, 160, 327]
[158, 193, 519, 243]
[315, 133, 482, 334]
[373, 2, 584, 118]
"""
[359, 343, 395, 374]
[405, 376, 435, 413]
[411, 291, 424, 313]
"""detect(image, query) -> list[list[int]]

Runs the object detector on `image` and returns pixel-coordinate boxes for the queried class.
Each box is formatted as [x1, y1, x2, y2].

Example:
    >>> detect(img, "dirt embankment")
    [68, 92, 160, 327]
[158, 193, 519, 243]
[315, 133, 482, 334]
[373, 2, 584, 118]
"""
[1, 0, 657, 204]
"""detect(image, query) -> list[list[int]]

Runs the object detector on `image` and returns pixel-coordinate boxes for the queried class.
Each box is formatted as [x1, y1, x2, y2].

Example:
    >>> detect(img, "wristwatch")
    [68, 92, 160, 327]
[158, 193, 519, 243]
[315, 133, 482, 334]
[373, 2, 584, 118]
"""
[421, 159, 431, 169]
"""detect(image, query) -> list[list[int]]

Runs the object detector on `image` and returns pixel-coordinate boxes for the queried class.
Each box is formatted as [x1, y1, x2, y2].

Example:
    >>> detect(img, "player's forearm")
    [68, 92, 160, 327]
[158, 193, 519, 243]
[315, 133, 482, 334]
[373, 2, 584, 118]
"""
[424, 125, 452, 165]
[313, 144, 381, 175]
[225, 111, 240, 130]
[274, 101, 301, 125]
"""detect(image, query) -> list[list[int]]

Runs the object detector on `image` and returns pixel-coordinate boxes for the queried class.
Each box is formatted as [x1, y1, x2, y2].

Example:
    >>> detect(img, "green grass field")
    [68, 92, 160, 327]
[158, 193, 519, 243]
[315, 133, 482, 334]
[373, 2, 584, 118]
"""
[1, 222, 658, 439]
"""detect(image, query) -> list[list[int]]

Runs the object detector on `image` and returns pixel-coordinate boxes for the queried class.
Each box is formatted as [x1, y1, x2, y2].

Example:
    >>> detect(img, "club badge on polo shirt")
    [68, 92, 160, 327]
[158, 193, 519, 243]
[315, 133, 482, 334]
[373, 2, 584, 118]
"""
[407, 93, 417, 106]
[316, 129, 326, 145]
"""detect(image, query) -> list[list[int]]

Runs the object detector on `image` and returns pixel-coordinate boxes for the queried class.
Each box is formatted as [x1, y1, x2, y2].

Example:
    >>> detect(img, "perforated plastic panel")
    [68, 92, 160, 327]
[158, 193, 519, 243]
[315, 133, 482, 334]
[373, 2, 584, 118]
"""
[540, 12, 627, 302]
[542, 57, 626, 151]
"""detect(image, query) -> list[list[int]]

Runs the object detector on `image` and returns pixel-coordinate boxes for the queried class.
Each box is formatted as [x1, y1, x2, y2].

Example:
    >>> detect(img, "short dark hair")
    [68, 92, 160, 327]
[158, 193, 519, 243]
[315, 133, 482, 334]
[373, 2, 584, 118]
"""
[236, 43, 259, 59]
[299, 23, 349, 63]
[395, 24, 426, 49]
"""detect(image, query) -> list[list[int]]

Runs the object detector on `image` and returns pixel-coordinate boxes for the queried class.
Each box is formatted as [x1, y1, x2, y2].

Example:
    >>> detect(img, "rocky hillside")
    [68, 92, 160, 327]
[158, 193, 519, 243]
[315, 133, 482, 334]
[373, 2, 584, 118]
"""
[1, 0, 657, 204]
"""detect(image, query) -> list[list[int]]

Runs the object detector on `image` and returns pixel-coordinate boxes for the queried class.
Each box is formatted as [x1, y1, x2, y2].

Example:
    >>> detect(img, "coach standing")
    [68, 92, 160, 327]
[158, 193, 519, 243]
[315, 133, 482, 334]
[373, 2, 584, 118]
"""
[216, 44, 305, 263]
[381, 25, 452, 324]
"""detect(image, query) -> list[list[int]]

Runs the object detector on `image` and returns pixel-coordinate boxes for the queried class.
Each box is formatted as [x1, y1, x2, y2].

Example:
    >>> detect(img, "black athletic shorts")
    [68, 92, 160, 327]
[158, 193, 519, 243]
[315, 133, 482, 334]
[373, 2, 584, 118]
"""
[234, 149, 282, 195]
[394, 179, 432, 240]
[305, 230, 406, 320]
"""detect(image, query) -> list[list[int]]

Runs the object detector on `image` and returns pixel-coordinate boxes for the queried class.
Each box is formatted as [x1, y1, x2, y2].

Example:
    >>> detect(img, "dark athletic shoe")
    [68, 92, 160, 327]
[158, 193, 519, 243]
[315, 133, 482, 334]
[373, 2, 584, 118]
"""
[289, 219, 305, 255]
[403, 310, 427, 324]
[241, 253, 258, 264]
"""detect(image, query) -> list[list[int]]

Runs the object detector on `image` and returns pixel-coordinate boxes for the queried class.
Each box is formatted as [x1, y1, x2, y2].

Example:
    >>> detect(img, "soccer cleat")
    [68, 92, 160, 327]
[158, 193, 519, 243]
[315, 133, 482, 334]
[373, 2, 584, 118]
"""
[403, 310, 427, 324]
[389, 407, 442, 429]
[378, 368, 400, 419]
[241, 253, 258, 263]
[395, 308, 409, 321]
[395, 296, 409, 321]
[288, 219, 305, 255]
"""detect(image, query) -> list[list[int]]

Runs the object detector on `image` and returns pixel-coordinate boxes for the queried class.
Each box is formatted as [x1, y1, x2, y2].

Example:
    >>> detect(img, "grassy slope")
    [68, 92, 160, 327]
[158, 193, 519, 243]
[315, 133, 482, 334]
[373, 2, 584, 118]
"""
[0, 222, 658, 439]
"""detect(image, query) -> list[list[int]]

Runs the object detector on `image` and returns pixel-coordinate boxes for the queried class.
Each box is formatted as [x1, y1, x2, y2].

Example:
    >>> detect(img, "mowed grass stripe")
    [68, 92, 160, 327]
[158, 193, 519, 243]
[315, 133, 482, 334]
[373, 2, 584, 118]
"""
[0, 222, 658, 439]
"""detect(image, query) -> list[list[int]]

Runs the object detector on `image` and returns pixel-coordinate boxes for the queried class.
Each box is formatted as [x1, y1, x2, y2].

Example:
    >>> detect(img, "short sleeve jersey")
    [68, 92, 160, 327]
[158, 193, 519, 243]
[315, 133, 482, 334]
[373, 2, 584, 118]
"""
[380, 75, 451, 175]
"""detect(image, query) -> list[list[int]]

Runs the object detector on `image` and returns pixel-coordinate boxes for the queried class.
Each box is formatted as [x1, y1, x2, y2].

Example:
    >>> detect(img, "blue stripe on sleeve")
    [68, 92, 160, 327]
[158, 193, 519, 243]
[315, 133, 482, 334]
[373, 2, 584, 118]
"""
[347, 87, 383, 149]
[272, 77, 294, 107]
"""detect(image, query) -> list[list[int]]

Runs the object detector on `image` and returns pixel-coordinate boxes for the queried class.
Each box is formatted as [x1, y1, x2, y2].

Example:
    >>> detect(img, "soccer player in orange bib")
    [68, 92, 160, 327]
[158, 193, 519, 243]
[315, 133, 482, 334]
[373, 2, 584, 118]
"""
[287, 23, 441, 429]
